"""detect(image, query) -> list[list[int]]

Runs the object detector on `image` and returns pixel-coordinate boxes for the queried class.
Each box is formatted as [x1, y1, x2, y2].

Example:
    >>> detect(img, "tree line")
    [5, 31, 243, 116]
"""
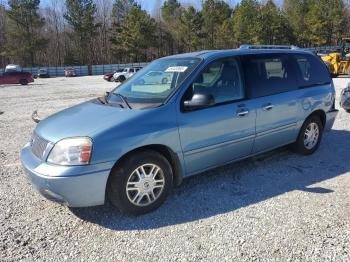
[0, 0, 350, 69]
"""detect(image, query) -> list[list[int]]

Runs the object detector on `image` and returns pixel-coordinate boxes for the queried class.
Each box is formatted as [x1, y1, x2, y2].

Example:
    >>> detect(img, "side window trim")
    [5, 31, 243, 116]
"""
[180, 56, 246, 112]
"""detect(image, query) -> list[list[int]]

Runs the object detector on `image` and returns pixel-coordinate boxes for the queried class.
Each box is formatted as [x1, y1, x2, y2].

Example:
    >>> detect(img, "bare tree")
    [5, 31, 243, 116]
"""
[95, 0, 113, 64]
[0, 1, 7, 67]
[40, 0, 67, 66]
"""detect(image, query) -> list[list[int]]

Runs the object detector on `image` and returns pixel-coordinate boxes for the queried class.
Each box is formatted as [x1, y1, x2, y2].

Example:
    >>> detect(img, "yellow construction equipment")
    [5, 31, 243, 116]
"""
[317, 38, 350, 77]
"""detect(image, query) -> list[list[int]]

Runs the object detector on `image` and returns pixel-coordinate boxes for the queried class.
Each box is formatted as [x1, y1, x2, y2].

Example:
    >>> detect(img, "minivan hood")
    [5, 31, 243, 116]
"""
[35, 100, 142, 143]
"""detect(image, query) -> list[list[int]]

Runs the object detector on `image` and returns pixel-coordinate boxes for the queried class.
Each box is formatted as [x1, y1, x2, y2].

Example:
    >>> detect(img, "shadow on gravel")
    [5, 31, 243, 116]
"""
[70, 129, 350, 230]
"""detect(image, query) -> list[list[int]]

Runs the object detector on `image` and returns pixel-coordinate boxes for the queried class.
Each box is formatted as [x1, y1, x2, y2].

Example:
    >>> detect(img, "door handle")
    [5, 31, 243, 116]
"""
[237, 108, 249, 117]
[263, 103, 274, 111]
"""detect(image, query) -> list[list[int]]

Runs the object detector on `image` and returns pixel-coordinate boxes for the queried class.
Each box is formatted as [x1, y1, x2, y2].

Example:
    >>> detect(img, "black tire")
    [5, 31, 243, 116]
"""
[108, 76, 113, 82]
[292, 115, 323, 155]
[19, 79, 28, 85]
[117, 75, 126, 82]
[107, 150, 173, 215]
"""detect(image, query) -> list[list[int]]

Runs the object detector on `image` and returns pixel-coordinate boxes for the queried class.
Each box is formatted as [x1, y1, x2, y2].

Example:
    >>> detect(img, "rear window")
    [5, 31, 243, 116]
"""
[241, 54, 297, 98]
[292, 54, 331, 88]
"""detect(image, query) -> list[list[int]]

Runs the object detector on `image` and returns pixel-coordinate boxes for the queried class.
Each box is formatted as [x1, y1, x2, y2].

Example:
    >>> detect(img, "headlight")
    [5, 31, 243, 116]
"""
[47, 137, 92, 166]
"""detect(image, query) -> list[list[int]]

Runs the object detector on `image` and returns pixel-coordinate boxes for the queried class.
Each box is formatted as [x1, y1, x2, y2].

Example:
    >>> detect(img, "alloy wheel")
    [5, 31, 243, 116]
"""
[304, 122, 319, 150]
[126, 164, 165, 207]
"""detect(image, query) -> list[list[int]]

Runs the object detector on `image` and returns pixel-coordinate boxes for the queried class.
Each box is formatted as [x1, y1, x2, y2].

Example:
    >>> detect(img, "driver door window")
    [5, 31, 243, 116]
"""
[186, 58, 244, 105]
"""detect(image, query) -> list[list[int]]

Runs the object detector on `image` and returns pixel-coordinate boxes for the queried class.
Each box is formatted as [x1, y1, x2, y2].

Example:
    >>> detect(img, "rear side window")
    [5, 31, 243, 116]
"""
[292, 54, 331, 88]
[241, 54, 297, 98]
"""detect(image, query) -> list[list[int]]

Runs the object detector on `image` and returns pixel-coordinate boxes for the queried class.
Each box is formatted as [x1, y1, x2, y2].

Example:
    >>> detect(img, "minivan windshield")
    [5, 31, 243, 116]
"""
[108, 57, 202, 107]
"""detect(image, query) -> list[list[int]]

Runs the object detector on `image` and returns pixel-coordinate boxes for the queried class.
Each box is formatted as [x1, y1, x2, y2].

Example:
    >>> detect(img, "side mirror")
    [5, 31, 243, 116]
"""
[183, 93, 214, 110]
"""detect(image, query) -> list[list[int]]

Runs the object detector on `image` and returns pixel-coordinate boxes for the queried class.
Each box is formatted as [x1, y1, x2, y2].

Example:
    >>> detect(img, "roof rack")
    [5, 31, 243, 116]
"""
[239, 45, 300, 50]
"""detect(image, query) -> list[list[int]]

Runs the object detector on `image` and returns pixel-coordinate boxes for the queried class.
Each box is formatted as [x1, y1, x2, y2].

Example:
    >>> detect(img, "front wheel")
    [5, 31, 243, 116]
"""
[19, 79, 28, 85]
[116, 75, 126, 82]
[107, 150, 173, 215]
[292, 116, 323, 155]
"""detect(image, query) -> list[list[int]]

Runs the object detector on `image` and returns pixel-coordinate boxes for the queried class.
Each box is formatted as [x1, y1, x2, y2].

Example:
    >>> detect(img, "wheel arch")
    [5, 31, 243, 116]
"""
[19, 78, 28, 85]
[307, 109, 326, 128]
[109, 144, 183, 187]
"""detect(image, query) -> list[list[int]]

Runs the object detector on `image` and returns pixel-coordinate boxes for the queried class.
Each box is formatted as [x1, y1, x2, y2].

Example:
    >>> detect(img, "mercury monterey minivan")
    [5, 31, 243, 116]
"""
[21, 46, 338, 215]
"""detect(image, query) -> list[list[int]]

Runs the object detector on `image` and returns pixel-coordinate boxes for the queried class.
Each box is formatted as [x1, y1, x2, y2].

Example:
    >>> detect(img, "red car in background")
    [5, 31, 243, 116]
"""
[0, 71, 34, 85]
[103, 68, 124, 82]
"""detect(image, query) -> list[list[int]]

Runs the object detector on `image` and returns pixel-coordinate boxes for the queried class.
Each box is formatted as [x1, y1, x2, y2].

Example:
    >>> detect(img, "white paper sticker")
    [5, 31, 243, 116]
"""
[165, 66, 188, 73]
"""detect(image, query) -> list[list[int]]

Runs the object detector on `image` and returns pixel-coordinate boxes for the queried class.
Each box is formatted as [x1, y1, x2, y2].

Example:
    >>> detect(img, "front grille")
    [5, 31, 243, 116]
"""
[31, 133, 50, 160]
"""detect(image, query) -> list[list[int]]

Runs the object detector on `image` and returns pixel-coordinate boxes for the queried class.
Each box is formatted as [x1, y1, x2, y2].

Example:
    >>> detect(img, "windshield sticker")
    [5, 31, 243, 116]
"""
[165, 66, 188, 73]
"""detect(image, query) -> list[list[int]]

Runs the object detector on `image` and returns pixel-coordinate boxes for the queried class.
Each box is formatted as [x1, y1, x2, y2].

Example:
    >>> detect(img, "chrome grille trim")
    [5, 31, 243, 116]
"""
[31, 133, 50, 160]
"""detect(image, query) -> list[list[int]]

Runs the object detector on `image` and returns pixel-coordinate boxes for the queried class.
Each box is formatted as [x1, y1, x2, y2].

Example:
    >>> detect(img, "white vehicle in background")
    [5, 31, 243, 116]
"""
[138, 71, 173, 85]
[113, 67, 142, 82]
[5, 64, 22, 72]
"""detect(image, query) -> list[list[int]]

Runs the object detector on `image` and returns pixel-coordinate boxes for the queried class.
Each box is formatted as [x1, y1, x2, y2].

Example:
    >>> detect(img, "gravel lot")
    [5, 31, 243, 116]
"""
[1, 76, 350, 261]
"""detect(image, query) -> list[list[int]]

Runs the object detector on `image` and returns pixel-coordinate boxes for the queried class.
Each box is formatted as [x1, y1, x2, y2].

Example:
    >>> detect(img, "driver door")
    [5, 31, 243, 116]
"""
[177, 57, 257, 175]
[2, 72, 16, 84]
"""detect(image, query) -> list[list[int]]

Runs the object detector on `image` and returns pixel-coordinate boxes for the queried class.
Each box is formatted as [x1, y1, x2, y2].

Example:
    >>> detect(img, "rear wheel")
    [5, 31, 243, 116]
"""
[19, 79, 28, 85]
[292, 116, 323, 155]
[117, 75, 126, 82]
[107, 150, 173, 215]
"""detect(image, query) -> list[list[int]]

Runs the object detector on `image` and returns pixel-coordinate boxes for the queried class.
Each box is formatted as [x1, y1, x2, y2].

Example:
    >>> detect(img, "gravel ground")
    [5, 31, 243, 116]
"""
[0, 76, 350, 261]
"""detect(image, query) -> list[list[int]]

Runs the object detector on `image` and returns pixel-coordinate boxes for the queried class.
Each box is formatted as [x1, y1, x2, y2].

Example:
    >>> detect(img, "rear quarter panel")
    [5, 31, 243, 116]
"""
[295, 83, 335, 131]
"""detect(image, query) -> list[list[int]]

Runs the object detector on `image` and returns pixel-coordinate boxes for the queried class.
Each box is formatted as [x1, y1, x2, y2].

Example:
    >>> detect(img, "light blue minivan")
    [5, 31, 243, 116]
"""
[21, 46, 338, 215]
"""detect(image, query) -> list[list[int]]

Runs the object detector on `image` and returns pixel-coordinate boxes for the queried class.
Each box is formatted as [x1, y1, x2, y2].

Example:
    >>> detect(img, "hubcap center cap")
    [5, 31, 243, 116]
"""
[139, 178, 155, 193]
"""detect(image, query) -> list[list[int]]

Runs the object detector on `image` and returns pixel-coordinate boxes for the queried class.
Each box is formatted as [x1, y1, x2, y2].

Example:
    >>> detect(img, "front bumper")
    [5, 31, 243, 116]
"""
[20, 143, 114, 207]
[325, 109, 339, 131]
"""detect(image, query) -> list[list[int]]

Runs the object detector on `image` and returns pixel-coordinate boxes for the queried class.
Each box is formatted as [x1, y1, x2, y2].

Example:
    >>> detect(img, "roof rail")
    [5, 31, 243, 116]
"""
[239, 44, 300, 50]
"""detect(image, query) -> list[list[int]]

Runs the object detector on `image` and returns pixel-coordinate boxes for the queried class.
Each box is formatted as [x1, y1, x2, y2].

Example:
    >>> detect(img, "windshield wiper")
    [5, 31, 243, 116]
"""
[97, 96, 106, 104]
[97, 91, 109, 105]
[112, 93, 132, 109]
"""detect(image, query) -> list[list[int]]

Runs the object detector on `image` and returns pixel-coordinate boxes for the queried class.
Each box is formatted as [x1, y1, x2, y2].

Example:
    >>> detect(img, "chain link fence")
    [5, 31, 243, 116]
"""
[0, 62, 149, 76]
